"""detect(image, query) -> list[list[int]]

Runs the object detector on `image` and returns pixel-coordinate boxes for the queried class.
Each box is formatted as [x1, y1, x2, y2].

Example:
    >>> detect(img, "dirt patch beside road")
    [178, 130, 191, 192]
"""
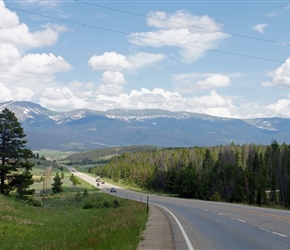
[138, 204, 175, 250]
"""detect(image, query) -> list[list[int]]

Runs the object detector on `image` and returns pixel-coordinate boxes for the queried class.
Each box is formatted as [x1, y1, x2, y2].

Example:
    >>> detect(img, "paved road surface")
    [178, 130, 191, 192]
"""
[68, 167, 290, 249]
[121, 191, 290, 249]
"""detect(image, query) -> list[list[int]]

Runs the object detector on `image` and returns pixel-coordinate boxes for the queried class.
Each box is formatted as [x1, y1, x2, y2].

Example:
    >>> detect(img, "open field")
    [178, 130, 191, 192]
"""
[0, 158, 146, 249]
[0, 189, 147, 249]
[33, 149, 72, 160]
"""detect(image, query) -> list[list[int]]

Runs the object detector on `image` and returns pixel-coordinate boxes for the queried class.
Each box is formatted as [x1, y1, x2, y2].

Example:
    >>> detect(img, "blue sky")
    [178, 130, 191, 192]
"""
[0, 0, 290, 118]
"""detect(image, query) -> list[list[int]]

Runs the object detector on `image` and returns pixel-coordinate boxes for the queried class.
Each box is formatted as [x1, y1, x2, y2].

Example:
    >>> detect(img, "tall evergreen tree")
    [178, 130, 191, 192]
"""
[269, 140, 280, 205]
[177, 162, 197, 198]
[0, 108, 34, 195]
[51, 172, 63, 193]
[280, 144, 289, 207]
[165, 167, 178, 194]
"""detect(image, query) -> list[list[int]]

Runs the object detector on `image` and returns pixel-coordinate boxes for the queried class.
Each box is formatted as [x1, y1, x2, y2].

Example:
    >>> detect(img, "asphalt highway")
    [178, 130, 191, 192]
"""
[68, 167, 290, 249]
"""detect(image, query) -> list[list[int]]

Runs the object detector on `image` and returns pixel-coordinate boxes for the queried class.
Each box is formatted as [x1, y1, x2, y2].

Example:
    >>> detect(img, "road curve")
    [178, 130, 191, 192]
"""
[68, 167, 290, 249]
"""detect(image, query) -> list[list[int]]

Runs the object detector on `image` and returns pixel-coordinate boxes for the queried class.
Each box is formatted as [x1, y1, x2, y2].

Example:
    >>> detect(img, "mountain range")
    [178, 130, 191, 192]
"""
[1, 101, 290, 151]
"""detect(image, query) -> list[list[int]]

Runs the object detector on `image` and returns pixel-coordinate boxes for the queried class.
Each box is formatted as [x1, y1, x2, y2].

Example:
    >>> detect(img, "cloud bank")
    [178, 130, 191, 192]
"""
[0, 1, 290, 119]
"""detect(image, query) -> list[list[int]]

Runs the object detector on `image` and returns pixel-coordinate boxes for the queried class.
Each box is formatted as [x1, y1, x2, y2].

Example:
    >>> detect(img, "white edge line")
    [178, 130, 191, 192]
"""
[152, 203, 194, 250]
[259, 227, 271, 233]
[260, 228, 287, 238]
[272, 231, 287, 238]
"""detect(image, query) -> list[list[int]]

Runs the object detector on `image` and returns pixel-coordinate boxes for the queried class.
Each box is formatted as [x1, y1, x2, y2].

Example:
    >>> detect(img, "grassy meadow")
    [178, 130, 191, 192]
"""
[0, 193, 147, 249]
[0, 157, 148, 249]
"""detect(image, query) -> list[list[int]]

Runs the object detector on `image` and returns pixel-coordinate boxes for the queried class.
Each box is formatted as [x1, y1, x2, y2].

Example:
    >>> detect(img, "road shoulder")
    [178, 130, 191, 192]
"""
[138, 204, 175, 250]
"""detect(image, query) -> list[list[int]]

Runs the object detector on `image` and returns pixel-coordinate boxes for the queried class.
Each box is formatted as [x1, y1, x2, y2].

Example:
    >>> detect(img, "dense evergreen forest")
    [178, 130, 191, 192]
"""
[92, 140, 290, 208]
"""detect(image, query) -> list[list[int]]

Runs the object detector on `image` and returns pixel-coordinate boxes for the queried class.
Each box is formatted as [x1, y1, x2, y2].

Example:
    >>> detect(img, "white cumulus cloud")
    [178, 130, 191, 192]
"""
[88, 88, 235, 118]
[0, 48, 72, 92]
[0, 82, 13, 101]
[0, 2, 66, 49]
[0, 43, 20, 69]
[88, 52, 134, 71]
[262, 58, 290, 87]
[197, 74, 230, 89]
[14, 53, 72, 75]
[101, 71, 126, 85]
[0, 81, 34, 102]
[40, 87, 88, 110]
[128, 10, 229, 63]
[173, 73, 231, 94]
[0, 0, 71, 104]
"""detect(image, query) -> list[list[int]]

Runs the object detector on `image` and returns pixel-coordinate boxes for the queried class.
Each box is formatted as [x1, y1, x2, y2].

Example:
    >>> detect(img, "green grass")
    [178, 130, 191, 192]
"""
[0, 192, 147, 250]
[0, 159, 148, 249]
[33, 149, 72, 161]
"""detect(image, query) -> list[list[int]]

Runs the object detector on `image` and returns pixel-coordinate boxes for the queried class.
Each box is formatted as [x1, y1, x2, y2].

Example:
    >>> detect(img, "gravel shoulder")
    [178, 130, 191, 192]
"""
[138, 204, 175, 250]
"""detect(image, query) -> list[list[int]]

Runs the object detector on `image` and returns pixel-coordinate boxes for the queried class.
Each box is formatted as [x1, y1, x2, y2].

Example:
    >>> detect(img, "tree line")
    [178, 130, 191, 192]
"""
[93, 141, 290, 208]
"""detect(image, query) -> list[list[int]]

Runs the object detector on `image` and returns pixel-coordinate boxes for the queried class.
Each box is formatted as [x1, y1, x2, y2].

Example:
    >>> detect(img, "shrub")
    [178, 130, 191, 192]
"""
[103, 200, 111, 208]
[210, 191, 222, 202]
[83, 202, 93, 209]
[83, 189, 88, 197]
[31, 199, 42, 207]
[70, 174, 80, 186]
[22, 196, 42, 207]
[113, 198, 120, 208]
[75, 192, 82, 201]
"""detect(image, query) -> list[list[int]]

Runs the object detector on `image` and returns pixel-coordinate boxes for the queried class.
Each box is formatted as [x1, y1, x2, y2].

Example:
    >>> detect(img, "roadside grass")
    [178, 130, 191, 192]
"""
[0, 192, 147, 250]
[1, 158, 148, 249]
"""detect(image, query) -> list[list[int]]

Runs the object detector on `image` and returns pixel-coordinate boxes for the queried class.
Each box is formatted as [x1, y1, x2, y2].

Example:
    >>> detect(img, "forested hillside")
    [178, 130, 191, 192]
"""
[92, 140, 290, 208]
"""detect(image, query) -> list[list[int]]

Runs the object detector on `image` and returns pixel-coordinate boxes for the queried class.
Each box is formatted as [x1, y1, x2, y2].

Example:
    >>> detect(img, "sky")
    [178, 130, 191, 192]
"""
[0, 0, 290, 118]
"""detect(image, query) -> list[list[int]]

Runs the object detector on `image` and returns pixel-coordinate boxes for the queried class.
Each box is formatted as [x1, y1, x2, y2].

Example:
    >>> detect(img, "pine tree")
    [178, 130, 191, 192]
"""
[269, 140, 280, 205]
[51, 172, 62, 193]
[0, 108, 34, 195]
[165, 167, 178, 194]
[177, 162, 197, 198]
